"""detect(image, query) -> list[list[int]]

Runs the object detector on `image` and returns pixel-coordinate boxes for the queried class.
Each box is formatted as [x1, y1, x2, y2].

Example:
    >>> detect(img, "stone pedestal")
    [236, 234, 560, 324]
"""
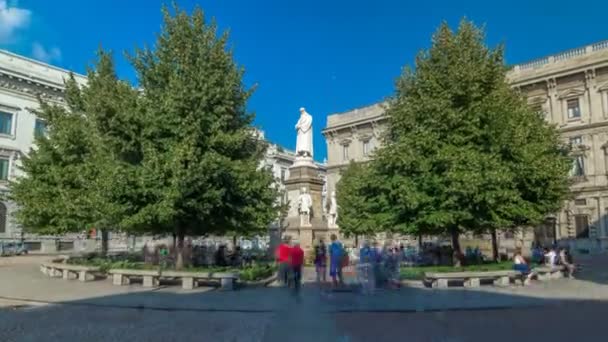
[282, 158, 328, 251]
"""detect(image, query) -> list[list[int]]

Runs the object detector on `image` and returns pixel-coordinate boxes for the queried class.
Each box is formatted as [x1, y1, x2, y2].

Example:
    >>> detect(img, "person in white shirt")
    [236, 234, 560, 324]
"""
[544, 247, 557, 267]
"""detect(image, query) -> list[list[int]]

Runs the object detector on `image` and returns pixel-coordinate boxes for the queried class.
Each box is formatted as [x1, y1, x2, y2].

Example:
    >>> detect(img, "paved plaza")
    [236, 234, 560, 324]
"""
[1, 255, 608, 341]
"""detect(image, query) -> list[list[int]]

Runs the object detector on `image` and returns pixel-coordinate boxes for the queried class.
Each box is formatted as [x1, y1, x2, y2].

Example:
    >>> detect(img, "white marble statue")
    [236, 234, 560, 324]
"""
[295, 107, 313, 158]
[328, 191, 338, 227]
[298, 187, 313, 226]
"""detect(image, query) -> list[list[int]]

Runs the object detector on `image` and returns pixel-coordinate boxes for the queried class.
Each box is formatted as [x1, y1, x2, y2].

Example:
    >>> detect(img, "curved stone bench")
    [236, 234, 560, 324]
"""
[108, 269, 161, 288]
[533, 265, 566, 280]
[40, 263, 101, 282]
[425, 270, 520, 288]
[161, 271, 238, 291]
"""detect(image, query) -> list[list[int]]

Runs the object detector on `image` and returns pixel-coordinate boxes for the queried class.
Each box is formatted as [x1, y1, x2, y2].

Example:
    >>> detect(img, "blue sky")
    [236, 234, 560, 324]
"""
[1, 0, 607, 161]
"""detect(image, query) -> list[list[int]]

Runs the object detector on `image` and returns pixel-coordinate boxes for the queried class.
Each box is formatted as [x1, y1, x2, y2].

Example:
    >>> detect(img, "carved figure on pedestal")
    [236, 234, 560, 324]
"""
[328, 191, 338, 227]
[295, 107, 313, 158]
[298, 187, 313, 226]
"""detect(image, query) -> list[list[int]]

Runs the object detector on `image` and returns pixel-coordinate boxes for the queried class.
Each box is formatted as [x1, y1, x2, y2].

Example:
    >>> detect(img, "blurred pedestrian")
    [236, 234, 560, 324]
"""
[329, 234, 344, 288]
[290, 241, 304, 295]
[275, 236, 292, 286]
[314, 239, 327, 285]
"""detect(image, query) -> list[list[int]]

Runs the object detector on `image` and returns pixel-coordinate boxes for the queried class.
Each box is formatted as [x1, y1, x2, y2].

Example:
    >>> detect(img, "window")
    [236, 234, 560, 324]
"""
[575, 215, 589, 238]
[0, 202, 6, 233]
[0, 111, 13, 135]
[570, 136, 582, 145]
[574, 198, 587, 206]
[362, 140, 370, 157]
[571, 155, 585, 176]
[280, 168, 287, 182]
[34, 119, 47, 138]
[567, 98, 581, 119]
[0, 158, 9, 181]
[342, 144, 349, 161]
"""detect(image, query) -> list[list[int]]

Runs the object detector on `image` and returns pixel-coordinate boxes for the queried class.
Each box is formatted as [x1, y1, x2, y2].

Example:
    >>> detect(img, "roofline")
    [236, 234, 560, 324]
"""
[0, 49, 87, 80]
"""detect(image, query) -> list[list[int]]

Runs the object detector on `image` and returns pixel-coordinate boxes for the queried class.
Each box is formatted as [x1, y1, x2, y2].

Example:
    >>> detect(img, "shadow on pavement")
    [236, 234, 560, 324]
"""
[2, 260, 608, 341]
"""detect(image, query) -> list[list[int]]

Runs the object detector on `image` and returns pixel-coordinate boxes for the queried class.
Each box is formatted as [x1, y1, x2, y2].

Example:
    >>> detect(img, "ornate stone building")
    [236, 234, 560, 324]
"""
[323, 40, 608, 252]
[0, 49, 86, 246]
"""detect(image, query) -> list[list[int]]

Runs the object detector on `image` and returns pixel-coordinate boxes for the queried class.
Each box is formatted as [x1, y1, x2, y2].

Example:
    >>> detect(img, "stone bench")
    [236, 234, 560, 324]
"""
[533, 265, 566, 280]
[108, 269, 161, 287]
[425, 270, 521, 288]
[161, 271, 238, 291]
[40, 263, 101, 282]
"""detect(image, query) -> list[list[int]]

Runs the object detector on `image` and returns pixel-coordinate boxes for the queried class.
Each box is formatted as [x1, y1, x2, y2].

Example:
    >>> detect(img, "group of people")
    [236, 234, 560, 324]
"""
[314, 238, 403, 294]
[275, 234, 356, 292]
[275, 237, 305, 293]
[513, 245, 576, 284]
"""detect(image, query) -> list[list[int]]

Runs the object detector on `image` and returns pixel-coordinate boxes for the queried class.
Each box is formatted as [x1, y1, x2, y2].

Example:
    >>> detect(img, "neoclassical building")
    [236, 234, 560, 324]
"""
[0, 49, 87, 245]
[323, 40, 608, 251]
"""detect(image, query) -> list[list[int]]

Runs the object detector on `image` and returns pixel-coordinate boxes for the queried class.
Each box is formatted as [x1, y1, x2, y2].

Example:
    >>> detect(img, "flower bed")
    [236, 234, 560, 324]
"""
[66, 255, 276, 282]
[399, 261, 539, 280]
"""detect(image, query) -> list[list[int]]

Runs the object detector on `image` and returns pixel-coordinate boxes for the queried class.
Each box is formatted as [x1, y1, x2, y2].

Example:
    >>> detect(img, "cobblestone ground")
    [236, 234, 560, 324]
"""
[1, 254, 607, 341]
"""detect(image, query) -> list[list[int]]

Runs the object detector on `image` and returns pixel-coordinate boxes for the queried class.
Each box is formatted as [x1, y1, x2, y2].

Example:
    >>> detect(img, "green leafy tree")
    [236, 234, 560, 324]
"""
[9, 77, 114, 243]
[374, 20, 571, 259]
[336, 162, 391, 242]
[123, 5, 278, 268]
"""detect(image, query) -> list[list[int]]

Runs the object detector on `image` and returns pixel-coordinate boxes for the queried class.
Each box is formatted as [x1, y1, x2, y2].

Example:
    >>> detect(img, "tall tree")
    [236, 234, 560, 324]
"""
[9, 77, 114, 244]
[125, 5, 278, 268]
[374, 20, 571, 259]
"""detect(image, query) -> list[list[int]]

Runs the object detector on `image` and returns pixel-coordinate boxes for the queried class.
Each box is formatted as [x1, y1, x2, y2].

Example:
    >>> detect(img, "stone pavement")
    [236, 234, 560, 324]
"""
[1, 255, 608, 341]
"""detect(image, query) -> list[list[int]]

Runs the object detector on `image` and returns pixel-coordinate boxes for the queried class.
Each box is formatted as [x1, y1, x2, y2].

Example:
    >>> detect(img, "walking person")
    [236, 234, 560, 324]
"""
[357, 240, 375, 295]
[275, 236, 292, 286]
[290, 241, 305, 295]
[329, 234, 344, 288]
[314, 239, 327, 285]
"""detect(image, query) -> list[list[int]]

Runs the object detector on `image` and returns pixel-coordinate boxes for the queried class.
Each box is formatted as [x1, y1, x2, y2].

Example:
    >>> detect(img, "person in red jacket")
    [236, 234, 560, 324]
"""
[290, 241, 305, 294]
[275, 237, 292, 286]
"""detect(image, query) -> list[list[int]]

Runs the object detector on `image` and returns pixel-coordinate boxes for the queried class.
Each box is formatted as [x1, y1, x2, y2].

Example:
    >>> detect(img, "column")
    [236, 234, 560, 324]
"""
[546, 79, 560, 125]
[600, 197, 608, 238]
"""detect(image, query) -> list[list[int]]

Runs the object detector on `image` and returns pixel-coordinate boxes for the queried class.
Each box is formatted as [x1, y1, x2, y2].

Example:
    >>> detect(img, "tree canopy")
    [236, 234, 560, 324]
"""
[9, 5, 279, 258]
[338, 20, 571, 253]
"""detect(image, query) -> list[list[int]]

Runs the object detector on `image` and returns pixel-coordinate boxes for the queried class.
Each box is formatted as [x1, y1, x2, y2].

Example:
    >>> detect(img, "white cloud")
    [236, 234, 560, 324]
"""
[0, 0, 31, 43]
[32, 42, 61, 63]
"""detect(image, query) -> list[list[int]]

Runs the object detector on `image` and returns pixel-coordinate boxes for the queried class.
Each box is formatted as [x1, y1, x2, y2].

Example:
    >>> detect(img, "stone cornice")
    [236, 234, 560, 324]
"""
[0, 73, 66, 104]
[322, 114, 388, 135]
[558, 87, 585, 99]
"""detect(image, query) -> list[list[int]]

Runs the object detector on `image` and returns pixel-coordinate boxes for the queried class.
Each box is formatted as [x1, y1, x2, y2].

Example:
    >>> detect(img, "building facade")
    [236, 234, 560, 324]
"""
[0, 49, 87, 243]
[323, 40, 608, 251]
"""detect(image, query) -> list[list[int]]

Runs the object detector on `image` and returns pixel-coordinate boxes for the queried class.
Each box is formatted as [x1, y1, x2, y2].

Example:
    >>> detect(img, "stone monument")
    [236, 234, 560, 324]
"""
[282, 107, 334, 250]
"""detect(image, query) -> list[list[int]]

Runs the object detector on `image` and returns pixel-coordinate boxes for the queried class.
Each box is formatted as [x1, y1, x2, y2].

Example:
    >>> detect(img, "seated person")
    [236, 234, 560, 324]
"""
[513, 248, 535, 285]
[559, 247, 576, 278]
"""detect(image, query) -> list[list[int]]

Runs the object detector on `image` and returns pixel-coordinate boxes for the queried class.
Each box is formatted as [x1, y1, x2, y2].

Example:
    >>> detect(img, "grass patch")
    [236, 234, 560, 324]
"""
[400, 261, 530, 280]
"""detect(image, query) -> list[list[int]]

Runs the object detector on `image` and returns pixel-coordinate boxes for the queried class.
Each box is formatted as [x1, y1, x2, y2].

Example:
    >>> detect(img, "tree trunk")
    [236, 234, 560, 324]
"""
[232, 235, 237, 249]
[418, 234, 423, 249]
[450, 227, 462, 267]
[175, 232, 185, 270]
[355, 235, 359, 247]
[101, 230, 109, 256]
[491, 228, 499, 262]
[172, 233, 177, 250]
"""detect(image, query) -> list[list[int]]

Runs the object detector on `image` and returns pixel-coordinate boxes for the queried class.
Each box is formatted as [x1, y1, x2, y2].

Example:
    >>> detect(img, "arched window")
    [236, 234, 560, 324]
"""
[0, 202, 6, 233]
